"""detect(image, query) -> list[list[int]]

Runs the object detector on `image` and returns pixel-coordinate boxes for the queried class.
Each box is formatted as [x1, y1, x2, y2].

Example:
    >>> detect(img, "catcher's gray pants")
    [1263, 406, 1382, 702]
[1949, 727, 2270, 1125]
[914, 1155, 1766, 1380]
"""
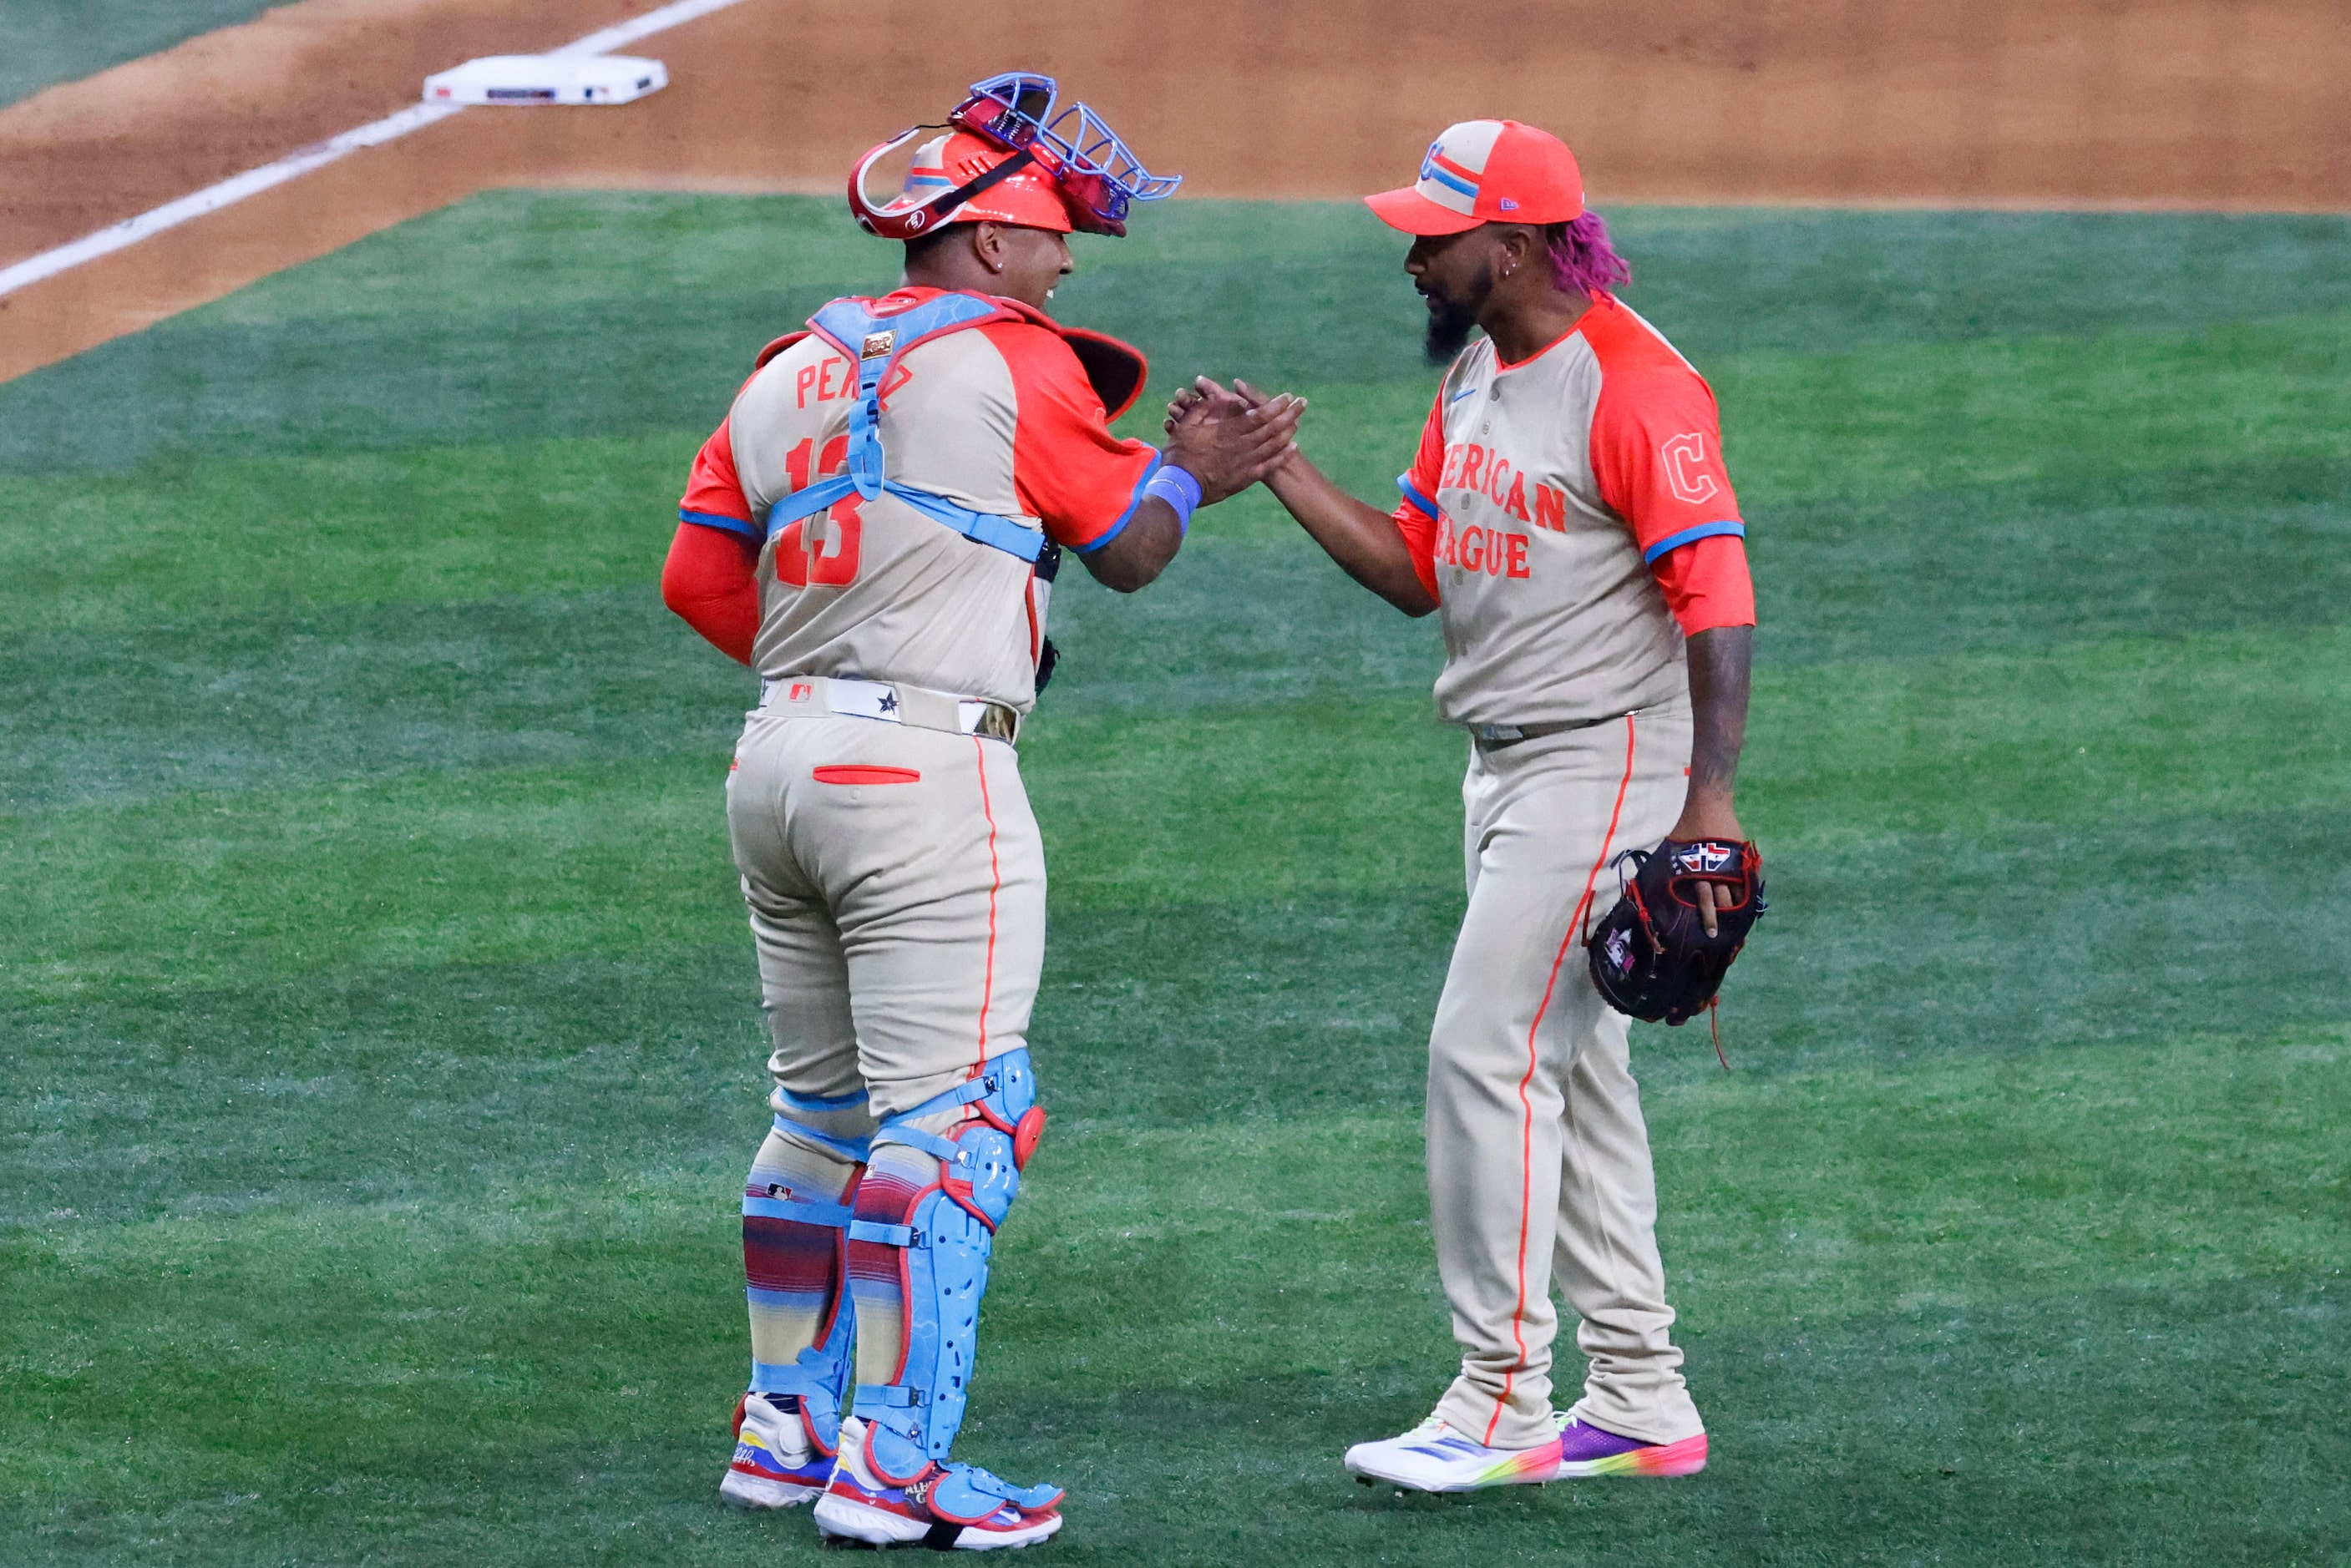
[726, 706, 1046, 1388]
[727, 707, 1046, 1121]
[1426, 693, 1705, 1450]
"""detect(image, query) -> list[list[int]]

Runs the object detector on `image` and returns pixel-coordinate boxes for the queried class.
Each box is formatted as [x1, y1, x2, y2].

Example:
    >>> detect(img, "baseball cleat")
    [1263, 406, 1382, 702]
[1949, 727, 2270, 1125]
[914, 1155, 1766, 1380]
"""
[1550, 1409, 1708, 1478]
[719, 1392, 835, 1509]
[1343, 1415, 1564, 1492]
[811, 1415, 1064, 1550]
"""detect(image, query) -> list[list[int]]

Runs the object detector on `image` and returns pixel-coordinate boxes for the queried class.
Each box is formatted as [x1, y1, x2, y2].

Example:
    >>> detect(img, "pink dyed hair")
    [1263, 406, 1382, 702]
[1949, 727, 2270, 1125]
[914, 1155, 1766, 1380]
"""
[1546, 211, 1632, 299]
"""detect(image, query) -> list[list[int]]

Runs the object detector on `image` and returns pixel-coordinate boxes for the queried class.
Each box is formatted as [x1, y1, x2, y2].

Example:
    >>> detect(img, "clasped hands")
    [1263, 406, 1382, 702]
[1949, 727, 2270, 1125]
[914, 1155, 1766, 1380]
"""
[1162, 377, 1305, 503]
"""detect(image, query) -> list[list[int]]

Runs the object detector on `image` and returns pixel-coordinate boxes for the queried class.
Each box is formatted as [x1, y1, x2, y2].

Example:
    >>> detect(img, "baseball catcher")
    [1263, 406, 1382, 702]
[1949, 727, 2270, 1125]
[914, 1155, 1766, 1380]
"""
[661, 72, 1299, 1549]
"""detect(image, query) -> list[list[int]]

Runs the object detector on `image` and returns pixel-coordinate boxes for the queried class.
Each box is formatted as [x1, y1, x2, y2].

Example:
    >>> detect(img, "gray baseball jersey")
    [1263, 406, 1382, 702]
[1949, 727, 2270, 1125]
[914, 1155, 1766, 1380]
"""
[677, 286, 1160, 712]
[1391, 293, 1751, 729]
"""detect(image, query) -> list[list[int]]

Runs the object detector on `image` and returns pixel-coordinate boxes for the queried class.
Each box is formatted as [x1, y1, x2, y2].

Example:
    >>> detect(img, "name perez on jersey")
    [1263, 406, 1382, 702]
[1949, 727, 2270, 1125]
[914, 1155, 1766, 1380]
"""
[1431, 439, 1577, 580]
[792, 352, 912, 410]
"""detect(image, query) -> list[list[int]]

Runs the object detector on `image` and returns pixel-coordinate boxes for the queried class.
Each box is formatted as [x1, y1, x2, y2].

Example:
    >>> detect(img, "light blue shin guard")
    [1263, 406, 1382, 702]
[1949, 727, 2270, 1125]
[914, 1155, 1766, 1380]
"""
[848, 1050, 1046, 1486]
[751, 1305, 854, 1449]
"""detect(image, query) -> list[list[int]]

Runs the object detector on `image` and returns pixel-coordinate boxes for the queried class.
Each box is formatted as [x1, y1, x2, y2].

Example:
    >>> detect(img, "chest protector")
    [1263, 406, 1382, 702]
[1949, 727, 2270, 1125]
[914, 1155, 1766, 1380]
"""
[755, 291, 1147, 564]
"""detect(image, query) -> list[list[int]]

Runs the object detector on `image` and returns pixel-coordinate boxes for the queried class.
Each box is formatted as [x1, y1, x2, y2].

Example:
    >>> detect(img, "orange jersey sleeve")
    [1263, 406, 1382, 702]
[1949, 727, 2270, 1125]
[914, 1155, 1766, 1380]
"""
[1588, 364, 1755, 635]
[678, 416, 758, 539]
[1644, 534, 1752, 638]
[982, 321, 1163, 554]
[1389, 387, 1448, 603]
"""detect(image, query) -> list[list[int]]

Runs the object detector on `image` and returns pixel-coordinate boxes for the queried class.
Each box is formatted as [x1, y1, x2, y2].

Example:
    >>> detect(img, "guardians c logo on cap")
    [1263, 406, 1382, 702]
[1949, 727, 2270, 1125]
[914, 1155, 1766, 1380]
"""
[1366, 119, 1585, 235]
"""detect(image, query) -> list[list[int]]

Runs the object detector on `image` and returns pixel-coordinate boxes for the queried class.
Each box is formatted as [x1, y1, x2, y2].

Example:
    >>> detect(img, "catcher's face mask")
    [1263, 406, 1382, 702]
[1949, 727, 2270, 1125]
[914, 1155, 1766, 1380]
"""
[848, 72, 1181, 239]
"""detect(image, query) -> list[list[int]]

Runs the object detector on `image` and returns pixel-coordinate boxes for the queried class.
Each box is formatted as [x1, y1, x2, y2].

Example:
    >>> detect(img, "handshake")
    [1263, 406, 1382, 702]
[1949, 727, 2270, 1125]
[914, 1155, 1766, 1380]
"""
[1157, 377, 1308, 508]
[1098, 376, 1368, 599]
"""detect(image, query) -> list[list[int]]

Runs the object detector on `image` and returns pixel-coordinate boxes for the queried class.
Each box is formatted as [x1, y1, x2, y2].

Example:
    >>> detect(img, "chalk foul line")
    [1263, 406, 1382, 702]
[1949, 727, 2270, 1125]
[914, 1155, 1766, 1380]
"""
[0, 0, 752, 300]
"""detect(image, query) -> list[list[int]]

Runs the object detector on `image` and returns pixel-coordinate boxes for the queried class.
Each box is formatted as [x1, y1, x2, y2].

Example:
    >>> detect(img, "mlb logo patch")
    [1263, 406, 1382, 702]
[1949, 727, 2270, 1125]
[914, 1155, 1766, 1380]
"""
[860, 331, 896, 360]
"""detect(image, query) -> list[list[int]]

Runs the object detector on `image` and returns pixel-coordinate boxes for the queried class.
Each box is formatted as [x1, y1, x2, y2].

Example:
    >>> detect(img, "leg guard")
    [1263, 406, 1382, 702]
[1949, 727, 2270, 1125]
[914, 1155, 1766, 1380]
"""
[842, 1049, 1054, 1519]
[743, 1083, 875, 1454]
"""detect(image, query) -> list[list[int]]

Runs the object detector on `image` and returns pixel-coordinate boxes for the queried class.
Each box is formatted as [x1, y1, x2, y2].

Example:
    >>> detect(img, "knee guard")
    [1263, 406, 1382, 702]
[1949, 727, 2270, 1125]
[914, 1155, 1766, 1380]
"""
[847, 1050, 1046, 1485]
[745, 1084, 876, 1452]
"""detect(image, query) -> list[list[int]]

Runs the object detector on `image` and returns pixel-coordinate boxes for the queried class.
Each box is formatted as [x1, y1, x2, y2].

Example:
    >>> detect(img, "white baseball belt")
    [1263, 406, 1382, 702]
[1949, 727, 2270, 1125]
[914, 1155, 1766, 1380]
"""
[760, 675, 1020, 743]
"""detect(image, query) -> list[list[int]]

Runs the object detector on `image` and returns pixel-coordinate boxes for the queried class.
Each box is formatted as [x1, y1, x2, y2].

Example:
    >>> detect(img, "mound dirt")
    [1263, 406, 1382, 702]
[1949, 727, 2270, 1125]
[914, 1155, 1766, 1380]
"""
[3, 0, 2347, 382]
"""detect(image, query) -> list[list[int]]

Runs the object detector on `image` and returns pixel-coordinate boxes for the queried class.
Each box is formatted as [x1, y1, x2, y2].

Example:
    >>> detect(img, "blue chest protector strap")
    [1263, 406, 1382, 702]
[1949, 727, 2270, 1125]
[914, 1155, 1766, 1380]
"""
[763, 295, 1048, 565]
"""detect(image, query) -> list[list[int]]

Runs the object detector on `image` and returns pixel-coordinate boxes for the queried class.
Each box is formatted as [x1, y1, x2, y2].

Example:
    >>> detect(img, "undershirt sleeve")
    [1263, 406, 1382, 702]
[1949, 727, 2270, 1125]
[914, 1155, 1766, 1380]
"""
[1589, 367, 1756, 635]
[661, 521, 760, 665]
[987, 323, 1163, 554]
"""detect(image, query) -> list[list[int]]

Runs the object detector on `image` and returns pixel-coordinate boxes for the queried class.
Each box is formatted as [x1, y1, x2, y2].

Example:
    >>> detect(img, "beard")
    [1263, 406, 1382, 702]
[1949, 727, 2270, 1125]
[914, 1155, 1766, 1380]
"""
[1421, 290, 1480, 365]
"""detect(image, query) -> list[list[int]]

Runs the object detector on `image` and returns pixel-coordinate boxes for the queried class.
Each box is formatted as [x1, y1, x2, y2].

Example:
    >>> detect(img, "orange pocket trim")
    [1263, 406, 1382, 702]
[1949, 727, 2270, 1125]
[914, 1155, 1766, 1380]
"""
[812, 766, 921, 786]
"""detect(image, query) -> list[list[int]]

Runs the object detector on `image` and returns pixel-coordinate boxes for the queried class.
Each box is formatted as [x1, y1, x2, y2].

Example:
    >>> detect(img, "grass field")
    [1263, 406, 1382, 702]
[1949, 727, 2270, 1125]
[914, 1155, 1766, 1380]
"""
[0, 1, 286, 108]
[3, 196, 2348, 1566]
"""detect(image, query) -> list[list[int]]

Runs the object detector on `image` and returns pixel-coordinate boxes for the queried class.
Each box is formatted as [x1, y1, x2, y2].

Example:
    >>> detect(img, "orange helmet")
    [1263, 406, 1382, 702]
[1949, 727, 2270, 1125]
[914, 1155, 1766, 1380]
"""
[897, 130, 1082, 234]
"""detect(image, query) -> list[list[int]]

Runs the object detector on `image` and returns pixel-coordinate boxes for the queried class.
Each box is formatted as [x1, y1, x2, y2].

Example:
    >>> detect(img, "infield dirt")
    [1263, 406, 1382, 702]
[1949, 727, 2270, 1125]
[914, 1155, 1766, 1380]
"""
[3, 0, 2348, 382]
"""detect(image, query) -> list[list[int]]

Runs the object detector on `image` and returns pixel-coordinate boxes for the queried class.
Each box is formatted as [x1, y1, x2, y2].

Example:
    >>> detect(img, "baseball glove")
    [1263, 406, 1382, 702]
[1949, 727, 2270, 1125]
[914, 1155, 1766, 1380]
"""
[1586, 838, 1766, 1034]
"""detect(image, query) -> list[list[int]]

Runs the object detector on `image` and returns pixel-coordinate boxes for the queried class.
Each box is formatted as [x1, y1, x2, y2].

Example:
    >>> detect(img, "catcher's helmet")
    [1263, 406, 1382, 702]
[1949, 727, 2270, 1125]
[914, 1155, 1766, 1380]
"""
[848, 72, 1179, 240]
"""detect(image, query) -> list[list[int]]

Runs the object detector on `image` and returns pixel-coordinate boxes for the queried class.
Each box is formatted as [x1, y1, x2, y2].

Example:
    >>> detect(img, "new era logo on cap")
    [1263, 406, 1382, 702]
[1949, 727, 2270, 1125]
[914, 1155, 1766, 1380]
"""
[1366, 119, 1585, 236]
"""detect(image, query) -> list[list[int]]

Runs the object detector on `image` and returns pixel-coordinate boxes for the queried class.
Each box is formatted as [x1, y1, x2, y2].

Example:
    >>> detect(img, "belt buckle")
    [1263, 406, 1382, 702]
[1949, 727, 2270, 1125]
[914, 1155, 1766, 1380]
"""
[960, 701, 1017, 742]
[1474, 722, 1526, 745]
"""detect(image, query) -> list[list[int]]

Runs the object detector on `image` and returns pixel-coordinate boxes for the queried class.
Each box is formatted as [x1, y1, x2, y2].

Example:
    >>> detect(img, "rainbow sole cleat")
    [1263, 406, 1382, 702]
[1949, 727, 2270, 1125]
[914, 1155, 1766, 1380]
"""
[1344, 1416, 1565, 1493]
[1345, 1413, 1709, 1491]
[1551, 1410, 1709, 1478]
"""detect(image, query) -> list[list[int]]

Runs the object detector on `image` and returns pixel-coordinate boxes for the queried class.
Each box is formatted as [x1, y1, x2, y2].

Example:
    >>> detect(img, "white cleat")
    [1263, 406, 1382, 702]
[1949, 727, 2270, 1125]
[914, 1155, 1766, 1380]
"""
[1344, 1414, 1566, 1493]
[718, 1392, 833, 1509]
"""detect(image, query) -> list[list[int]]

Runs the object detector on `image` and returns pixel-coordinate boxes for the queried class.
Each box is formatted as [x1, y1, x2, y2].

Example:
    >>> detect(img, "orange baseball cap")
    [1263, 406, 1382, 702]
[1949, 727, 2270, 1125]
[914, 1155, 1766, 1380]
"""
[1366, 119, 1584, 235]
[899, 131, 1077, 233]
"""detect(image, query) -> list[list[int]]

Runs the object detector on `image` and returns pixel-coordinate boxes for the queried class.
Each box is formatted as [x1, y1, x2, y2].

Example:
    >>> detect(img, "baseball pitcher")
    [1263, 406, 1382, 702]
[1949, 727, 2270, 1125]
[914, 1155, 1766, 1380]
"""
[1182, 119, 1761, 1490]
[661, 73, 1299, 1549]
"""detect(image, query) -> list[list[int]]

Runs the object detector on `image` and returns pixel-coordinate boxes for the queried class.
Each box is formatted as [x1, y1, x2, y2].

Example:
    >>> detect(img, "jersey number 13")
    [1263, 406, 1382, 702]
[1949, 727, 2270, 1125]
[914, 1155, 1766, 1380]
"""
[776, 435, 864, 588]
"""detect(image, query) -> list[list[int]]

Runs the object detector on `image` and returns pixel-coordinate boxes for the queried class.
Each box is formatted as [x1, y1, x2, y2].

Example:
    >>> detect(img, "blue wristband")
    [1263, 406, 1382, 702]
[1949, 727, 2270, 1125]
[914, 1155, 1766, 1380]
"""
[1143, 461, 1203, 536]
